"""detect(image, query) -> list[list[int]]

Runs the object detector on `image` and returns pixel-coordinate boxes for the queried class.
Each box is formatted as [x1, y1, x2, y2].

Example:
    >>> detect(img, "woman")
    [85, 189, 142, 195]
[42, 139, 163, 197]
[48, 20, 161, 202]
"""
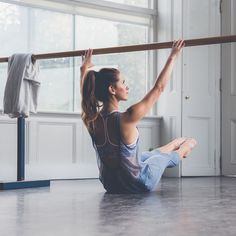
[80, 40, 197, 193]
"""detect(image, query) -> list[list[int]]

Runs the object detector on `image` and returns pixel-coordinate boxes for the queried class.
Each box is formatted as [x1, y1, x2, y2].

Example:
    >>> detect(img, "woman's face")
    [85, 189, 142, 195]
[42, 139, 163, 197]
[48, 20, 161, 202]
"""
[113, 74, 129, 101]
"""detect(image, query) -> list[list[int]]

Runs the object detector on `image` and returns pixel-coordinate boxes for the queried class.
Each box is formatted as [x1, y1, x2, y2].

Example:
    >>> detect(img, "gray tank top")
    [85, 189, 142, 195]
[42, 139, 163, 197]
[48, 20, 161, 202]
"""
[90, 110, 144, 193]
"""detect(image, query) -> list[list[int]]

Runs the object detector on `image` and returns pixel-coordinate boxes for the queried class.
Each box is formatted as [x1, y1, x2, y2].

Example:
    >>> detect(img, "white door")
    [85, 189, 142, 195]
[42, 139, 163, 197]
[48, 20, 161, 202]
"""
[181, 0, 221, 176]
[222, 0, 236, 175]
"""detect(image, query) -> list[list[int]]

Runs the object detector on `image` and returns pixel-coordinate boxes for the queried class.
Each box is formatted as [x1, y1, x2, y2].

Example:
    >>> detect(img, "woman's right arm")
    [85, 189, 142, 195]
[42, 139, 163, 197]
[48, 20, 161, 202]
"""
[80, 49, 93, 95]
[123, 39, 185, 125]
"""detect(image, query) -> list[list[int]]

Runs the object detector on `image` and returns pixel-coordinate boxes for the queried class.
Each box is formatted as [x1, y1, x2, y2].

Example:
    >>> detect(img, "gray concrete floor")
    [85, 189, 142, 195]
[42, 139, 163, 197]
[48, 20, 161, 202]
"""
[0, 177, 236, 236]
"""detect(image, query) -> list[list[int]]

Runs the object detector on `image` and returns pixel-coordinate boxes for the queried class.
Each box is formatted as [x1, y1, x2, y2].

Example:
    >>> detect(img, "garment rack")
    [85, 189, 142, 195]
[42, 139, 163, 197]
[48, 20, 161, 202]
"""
[0, 34, 235, 190]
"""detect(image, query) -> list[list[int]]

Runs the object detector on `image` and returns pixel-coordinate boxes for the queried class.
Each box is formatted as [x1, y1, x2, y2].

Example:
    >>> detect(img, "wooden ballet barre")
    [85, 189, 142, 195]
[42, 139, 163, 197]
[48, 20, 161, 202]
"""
[0, 34, 236, 63]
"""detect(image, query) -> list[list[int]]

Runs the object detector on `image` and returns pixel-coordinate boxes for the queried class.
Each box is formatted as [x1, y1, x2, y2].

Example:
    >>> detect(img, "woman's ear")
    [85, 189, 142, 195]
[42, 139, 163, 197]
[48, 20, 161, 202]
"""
[108, 85, 116, 95]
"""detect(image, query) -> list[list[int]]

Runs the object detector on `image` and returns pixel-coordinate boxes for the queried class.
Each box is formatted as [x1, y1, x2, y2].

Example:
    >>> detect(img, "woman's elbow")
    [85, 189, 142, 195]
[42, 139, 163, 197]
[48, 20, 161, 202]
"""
[155, 83, 165, 93]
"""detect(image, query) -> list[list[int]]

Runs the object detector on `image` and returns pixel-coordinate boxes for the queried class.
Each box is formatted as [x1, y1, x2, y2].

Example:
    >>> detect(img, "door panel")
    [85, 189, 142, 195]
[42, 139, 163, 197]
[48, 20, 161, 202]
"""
[222, 0, 236, 175]
[181, 0, 220, 176]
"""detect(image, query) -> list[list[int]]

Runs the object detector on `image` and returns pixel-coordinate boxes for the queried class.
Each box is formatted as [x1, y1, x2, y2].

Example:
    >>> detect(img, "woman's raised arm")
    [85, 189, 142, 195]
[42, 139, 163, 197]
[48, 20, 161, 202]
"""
[123, 39, 185, 124]
[80, 48, 93, 95]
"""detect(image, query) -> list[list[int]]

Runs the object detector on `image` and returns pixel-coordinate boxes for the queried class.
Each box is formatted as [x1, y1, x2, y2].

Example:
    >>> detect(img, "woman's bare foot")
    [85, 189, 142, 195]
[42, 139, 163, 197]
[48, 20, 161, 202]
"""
[158, 137, 187, 153]
[175, 138, 197, 159]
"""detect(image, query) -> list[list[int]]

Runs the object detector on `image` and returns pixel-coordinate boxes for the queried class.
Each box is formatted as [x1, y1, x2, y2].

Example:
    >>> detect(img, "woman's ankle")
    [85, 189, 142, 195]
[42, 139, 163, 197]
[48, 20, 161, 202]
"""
[176, 138, 197, 159]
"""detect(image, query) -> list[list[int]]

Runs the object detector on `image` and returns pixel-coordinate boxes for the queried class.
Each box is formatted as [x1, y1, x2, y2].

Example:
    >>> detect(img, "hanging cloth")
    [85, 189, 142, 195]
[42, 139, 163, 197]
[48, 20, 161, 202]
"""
[3, 54, 40, 118]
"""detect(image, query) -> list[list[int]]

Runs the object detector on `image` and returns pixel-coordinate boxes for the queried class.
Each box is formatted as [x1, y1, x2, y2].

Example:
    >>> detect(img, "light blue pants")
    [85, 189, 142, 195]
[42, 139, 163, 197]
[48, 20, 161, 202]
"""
[139, 149, 181, 191]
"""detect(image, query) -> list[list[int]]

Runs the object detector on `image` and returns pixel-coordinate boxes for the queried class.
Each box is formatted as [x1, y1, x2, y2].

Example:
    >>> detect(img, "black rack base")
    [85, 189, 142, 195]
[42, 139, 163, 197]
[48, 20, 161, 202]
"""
[0, 180, 50, 190]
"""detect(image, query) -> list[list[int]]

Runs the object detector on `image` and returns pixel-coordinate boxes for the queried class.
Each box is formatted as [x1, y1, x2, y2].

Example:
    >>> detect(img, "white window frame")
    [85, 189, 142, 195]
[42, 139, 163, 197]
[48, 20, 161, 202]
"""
[0, 0, 158, 116]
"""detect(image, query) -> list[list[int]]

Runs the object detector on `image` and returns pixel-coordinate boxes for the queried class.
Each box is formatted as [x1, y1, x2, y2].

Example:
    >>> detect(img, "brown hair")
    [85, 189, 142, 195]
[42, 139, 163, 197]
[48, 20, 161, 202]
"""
[81, 68, 120, 134]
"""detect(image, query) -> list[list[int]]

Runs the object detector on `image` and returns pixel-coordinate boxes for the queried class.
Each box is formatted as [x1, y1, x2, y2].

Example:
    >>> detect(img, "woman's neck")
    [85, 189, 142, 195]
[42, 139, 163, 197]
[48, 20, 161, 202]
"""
[102, 101, 119, 113]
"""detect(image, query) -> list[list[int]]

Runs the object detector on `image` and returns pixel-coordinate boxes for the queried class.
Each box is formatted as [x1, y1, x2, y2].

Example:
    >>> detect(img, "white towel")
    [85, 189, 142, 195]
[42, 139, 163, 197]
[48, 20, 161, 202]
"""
[3, 54, 40, 118]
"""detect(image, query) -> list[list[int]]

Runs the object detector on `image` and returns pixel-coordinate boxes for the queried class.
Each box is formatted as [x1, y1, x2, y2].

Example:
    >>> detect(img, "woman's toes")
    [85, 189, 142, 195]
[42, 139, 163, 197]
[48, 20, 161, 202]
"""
[172, 137, 188, 149]
[179, 138, 197, 158]
[187, 138, 197, 148]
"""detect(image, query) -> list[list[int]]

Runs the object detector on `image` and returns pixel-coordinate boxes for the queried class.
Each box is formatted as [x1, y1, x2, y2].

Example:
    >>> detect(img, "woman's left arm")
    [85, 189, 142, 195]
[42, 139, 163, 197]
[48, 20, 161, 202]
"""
[80, 49, 93, 95]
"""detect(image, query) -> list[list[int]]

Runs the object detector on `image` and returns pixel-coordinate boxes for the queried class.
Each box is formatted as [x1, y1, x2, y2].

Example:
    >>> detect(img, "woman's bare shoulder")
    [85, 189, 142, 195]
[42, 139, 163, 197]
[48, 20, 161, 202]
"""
[120, 110, 139, 127]
[119, 111, 139, 143]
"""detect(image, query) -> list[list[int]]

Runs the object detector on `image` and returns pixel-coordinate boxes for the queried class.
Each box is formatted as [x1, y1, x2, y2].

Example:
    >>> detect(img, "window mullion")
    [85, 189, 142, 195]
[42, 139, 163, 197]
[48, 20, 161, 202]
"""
[72, 14, 76, 112]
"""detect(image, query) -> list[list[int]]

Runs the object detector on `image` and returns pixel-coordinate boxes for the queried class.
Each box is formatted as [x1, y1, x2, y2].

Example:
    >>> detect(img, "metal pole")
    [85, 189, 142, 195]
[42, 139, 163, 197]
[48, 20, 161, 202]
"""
[17, 117, 25, 181]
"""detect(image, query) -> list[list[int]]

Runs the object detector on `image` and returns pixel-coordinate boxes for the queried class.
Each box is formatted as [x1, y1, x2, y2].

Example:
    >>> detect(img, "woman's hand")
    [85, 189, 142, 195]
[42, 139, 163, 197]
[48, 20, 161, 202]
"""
[81, 48, 94, 71]
[80, 49, 93, 95]
[169, 39, 185, 59]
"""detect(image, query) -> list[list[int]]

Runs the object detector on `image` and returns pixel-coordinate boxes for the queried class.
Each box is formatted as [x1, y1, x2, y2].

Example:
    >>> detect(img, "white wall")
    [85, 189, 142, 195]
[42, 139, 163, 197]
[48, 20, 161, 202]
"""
[0, 112, 161, 181]
[221, 0, 236, 175]
[1, 0, 233, 180]
[157, 0, 221, 177]
[157, 0, 183, 177]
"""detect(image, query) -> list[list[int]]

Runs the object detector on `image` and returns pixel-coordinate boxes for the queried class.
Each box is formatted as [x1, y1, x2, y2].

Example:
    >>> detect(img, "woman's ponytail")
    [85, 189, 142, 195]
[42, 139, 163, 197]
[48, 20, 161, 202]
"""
[81, 70, 101, 134]
[81, 68, 120, 134]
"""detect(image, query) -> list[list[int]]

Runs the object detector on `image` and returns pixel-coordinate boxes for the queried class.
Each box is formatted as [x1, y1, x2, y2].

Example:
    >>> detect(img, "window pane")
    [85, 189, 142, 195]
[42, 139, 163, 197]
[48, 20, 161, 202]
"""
[75, 15, 148, 112]
[37, 59, 74, 112]
[104, 0, 153, 8]
[0, 3, 28, 108]
[30, 9, 73, 53]
[0, 2, 150, 114]
[30, 9, 74, 112]
[0, 3, 28, 55]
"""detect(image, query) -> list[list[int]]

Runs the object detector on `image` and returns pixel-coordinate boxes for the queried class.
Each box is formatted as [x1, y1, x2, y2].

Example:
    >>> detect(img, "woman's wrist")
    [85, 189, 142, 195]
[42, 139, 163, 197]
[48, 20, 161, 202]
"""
[80, 65, 89, 73]
[167, 54, 177, 62]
